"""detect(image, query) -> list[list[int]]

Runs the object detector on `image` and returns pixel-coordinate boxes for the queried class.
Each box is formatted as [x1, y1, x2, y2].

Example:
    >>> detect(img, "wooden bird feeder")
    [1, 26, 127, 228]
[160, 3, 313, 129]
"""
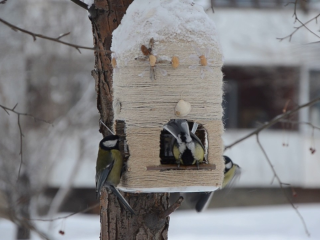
[110, 0, 224, 192]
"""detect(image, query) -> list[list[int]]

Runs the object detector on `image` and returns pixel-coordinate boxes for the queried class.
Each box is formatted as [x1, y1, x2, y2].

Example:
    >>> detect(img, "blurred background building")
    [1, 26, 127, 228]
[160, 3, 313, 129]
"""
[0, 0, 320, 219]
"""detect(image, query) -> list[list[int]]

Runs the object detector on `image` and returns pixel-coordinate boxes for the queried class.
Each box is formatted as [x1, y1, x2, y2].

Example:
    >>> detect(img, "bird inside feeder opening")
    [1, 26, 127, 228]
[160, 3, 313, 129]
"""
[160, 120, 208, 166]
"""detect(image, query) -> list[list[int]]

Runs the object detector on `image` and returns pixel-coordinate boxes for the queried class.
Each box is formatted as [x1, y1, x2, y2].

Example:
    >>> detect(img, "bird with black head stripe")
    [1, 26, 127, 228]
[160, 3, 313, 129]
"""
[183, 156, 240, 212]
[164, 119, 205, 168]
[96, 134, 135, 215]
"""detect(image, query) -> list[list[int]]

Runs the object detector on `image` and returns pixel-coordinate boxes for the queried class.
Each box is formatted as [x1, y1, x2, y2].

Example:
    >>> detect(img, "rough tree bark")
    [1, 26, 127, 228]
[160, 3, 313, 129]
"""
[90, 1, 171, 239]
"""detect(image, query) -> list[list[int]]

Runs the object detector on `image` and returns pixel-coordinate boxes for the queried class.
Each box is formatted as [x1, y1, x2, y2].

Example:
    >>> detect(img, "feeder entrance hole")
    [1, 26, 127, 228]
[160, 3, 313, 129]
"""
[160, 120, 208, 165]
[115, 119, 215, 171]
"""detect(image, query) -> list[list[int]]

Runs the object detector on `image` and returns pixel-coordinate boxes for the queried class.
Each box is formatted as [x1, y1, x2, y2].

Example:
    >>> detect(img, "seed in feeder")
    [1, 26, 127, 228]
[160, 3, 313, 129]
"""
[111, 57, 117, 68]
[172, 56, 179, 69]
[149, 55, 157, 67]
[199, 55, 207, 66]
[141, 45, 151, 56]
[175, 99, 192, 117]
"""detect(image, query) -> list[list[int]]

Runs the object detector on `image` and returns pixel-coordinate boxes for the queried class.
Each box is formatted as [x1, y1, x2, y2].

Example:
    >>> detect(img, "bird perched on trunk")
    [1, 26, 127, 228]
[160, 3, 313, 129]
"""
[164, 119, 205, 168]
[96, 135, 135, 214]
[183, 156, 241, 212]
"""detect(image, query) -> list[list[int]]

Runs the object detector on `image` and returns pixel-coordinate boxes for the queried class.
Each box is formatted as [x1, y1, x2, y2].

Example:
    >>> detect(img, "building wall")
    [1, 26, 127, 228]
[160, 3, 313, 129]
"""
[1, 2, 319, 190]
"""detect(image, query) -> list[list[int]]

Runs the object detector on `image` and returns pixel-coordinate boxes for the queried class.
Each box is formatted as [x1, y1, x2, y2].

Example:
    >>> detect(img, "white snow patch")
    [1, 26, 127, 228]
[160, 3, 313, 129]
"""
[1, 204, 320, 239]
[111, 0, 221, 59]
[1, 205, 320, 239]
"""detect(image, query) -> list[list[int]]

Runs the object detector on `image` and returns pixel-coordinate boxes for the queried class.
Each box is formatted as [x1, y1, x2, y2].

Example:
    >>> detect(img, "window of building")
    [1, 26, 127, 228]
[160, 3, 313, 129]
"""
[309, 70, 320, 128]
[223, 66, 299, 129]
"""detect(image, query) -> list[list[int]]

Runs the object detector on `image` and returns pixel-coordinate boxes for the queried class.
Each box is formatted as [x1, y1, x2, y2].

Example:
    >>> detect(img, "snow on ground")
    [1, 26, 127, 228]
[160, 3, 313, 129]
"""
[169, 204, 320, 240]
[0, 204, 319, 239]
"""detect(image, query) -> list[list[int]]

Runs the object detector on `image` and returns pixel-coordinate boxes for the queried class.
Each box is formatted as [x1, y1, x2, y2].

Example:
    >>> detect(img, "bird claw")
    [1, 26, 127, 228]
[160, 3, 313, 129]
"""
[196, 160, 199, 170]
[176, 161, 180, 169]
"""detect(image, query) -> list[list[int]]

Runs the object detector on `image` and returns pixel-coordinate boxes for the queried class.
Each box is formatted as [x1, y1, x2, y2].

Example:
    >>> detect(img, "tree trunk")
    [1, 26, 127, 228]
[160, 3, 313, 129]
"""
[16, 173, 30, 240]
[90, 0, 170, 239]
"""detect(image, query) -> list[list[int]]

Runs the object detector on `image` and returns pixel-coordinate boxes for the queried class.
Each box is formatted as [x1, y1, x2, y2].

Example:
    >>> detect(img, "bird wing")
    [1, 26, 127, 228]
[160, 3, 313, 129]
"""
[191, 122, 198, 134]
[222, 164, 241, 189]
[190, 132, 205, 150]
[110, 185, 136, 215]
[164, 119, 191, 141]
[182, 191, 214, 212]
[195, 192, 213, 212]
[178, 119, 190, 137]
[96, 160, 114, 199]
[163, 121, 180, 140]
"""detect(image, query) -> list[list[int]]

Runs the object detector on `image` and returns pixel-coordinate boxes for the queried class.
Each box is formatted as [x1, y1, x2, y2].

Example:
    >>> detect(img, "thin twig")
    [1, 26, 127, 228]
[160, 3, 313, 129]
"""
[279, 119, 320, 131]
[0, 103, 52, 180]
[0, 104, 52, 125]
[57, 32, 71, 40]
[256, 133, 310, 236]
[0, 18, 95, 53]
[278, 0, 320, 42]
[70, 0, 88, 10]
[17, 114, 23, 179]
[225, 97, 320, 150]
[30, 203, 99, 222]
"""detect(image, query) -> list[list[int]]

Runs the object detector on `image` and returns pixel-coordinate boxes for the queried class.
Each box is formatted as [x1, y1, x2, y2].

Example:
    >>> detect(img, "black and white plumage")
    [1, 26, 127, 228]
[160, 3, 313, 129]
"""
[164, 119, 205, 167]
[96, 135, 135, 215]
[183, 156, 241, 212]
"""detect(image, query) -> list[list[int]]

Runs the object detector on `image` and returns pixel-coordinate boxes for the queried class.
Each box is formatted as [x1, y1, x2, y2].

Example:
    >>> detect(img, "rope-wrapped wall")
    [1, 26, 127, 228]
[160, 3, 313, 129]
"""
[112, 41, 224, 192]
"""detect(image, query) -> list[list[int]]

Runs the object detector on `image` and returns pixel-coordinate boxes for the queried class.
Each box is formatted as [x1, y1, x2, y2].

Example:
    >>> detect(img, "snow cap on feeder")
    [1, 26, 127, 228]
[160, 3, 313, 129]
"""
[111, 0, 224, 193]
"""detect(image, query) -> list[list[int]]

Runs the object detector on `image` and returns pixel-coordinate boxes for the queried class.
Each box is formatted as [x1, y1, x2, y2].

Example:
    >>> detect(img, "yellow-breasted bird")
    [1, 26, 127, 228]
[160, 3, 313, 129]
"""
[96, 135, 135, 214]
[164, 119, 205, 168]
[183, 156, 241, 212]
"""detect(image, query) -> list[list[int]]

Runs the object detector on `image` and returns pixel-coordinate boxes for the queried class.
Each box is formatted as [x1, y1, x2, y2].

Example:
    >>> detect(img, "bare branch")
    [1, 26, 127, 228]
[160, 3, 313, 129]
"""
[256, 134, 310, 236]
[159, 196, 184, 219]
[225, 97, 320, 150]
[17, 114, 23, 180]
[0, 104, 52, 125]
[278, 0, 320, 42]
[57, 32, 71, 40]
[30, 203, 99, 222]
[70, 0, 88, 10]
[0, 103, 52, 179]
[279, 119, 320, 131]
[0, 18, 95, 53]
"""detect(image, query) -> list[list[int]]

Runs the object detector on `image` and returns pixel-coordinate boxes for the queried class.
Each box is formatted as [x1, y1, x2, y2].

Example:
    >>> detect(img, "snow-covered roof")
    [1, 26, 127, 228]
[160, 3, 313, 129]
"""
[111, 0, 221, 57]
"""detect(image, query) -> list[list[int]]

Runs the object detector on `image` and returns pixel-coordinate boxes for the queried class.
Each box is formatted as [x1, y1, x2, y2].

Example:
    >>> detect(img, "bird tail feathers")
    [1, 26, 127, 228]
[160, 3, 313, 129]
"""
[110, 185, 136, 215]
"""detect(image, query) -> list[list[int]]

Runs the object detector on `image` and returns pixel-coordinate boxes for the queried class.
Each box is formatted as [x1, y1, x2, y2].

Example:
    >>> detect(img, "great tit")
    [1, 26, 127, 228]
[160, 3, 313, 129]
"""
[96, 135, 135, 215]
[164, 119, 205, 168]
[183, 156, 241, 212]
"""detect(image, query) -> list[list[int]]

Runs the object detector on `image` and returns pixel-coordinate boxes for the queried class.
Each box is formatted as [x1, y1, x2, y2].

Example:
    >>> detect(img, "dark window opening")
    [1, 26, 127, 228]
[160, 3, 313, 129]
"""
[160, 120, 208, 164]
[309, 70, 320, 127]
[222, 66, 299, 130]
